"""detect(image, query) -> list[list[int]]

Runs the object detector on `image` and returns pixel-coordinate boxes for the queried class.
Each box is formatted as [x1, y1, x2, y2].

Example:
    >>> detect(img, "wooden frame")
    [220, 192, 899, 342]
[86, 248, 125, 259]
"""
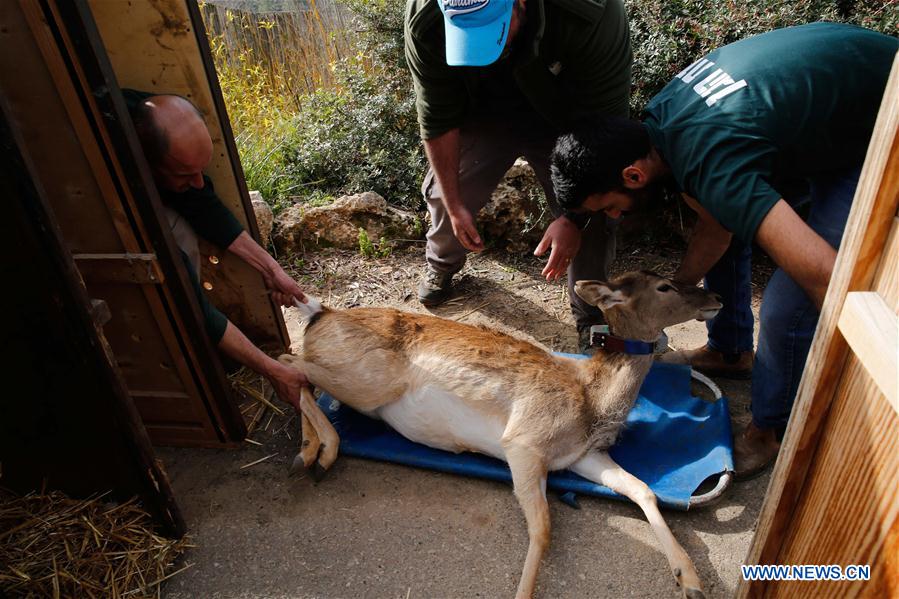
[738, 53, 899, 598]
[0, 99, 185, 536]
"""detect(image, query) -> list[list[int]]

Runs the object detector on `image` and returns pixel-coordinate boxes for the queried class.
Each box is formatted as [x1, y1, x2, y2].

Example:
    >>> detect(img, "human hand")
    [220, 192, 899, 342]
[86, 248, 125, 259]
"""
[534, 216, 582, 281]
[266, 267, 307, 307]
[448, 206, 484, 252]
[268, 361, 308, 412]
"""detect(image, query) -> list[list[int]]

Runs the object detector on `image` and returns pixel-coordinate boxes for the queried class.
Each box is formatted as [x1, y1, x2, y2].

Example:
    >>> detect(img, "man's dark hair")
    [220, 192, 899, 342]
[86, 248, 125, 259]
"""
[551, 117, 651, 210]
[130, 100, 169, 167]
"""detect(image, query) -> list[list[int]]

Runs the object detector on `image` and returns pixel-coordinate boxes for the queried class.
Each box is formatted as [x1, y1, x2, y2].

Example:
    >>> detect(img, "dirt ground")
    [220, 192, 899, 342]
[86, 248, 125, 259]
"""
[160, 241, 773, 599]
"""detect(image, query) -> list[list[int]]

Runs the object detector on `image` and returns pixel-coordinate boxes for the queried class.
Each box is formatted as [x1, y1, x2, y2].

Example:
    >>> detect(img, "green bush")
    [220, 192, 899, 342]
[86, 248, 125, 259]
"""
[282, 54, 424, 210]
[214, 0, 895, 213]
[626, 0, 896, 115]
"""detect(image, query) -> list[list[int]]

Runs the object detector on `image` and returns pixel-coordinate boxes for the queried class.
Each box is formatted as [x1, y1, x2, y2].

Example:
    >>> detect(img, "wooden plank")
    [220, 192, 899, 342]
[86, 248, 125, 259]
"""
[738, 52, 899, 598]
[838, 292, 898, 410]
[872, 217, 899, 311]
[74, 253, 165, 284]
[768, 356, 898, 598]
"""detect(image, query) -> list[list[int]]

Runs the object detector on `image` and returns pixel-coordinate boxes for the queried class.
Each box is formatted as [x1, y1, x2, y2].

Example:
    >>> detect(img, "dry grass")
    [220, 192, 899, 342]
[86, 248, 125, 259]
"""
[0, 492, 192, 599]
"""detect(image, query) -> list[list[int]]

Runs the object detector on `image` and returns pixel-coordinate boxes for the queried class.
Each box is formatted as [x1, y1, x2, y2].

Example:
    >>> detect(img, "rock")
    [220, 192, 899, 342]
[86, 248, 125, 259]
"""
[479, 159, 552, 252]
[249, 190, 274, 248]
[274, 191, 422, 252]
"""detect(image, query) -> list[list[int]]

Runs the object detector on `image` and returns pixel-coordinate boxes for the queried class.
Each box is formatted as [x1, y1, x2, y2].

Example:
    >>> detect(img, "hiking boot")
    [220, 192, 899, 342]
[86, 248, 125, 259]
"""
[656, 344, 753, 379]
[417, 267, 455, 307]
[733, 422, 781, 480]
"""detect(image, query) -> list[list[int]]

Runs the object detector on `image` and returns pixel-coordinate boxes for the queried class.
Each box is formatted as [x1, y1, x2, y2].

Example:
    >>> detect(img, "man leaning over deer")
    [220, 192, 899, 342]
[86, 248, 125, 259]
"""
[550, 24, 898, 479]
[405, 0, 632, 353]
[124, 89, 309, 411]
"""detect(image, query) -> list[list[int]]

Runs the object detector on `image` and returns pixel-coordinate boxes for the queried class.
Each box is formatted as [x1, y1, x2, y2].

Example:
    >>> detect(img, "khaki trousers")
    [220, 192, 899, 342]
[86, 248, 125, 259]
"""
[422, 117, 615, 327]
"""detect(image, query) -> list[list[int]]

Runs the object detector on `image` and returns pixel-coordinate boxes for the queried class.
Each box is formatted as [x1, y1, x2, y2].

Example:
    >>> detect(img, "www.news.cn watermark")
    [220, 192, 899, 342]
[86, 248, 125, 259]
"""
[741, 564, 871, 581]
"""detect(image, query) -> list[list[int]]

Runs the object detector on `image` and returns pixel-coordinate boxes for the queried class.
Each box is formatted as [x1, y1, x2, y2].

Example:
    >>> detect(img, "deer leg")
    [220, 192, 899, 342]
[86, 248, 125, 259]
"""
[298, 387, 340, 472]
[292, 411, 321, 473]
[570, 452, 705, 599]
[504, 443, 551, 599]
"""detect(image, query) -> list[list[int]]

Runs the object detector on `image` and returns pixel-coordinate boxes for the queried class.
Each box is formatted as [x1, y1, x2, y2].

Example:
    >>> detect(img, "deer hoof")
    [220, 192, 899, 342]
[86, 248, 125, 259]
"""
[684, 588, 705, 599]
[289, 453, 306, 476]
[310, 461, 329, 482]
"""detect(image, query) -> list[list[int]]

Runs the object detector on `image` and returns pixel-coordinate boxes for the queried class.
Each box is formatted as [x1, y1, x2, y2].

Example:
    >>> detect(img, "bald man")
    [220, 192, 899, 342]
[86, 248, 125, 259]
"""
[124, 89, 307, 412]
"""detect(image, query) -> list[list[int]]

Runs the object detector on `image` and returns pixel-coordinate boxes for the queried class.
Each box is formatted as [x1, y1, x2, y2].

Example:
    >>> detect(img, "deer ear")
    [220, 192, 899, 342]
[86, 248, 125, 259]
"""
[574, 280, 627, 310]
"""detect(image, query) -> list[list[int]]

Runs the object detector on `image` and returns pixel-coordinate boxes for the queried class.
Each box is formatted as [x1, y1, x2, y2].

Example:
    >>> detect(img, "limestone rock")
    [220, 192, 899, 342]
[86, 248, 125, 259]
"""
[249, 190, 274, 248]
[479, 159, 552, 252]
[275, 191, 422, 251]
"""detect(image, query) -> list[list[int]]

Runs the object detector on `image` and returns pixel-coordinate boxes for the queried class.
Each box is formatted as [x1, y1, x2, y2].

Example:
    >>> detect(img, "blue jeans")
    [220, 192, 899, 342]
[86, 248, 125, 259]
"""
[702, 168, 860, 433]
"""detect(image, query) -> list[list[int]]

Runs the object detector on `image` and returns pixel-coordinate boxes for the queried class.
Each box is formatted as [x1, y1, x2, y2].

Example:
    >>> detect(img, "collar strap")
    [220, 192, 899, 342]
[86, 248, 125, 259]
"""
[589, 325, 666, 355]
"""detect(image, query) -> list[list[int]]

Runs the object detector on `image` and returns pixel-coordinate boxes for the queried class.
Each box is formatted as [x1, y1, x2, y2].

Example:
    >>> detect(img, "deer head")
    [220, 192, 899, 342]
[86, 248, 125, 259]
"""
[575, 271, 723, 342]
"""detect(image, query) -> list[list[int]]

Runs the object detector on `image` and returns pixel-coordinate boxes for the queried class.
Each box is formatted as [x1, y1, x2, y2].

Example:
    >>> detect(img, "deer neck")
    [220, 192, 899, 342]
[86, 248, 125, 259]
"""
[579, 323, 659, 423]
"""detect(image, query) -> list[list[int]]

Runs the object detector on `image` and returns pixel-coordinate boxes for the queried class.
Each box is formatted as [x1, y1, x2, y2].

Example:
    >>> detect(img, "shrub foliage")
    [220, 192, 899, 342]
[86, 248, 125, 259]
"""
[208, 0, 896, 211]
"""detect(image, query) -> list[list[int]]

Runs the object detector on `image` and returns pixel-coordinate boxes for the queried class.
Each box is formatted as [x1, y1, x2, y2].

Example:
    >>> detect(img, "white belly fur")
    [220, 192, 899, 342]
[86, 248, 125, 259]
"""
[376, 385, 507, 461]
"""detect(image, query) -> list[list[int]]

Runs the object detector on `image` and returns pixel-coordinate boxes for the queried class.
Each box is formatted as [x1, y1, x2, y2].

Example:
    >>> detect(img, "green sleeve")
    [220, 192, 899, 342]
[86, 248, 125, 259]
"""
[179, 251, 227, 344]
[672, 127, 782, 245]
[404, 0, 470, 140]
[165, 176, 245, 249]
[559, 0, 632, 119]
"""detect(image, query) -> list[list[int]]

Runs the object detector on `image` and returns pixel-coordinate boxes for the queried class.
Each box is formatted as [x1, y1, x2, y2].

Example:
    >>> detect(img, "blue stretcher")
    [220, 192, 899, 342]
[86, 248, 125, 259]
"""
[317, 359, 734, 510]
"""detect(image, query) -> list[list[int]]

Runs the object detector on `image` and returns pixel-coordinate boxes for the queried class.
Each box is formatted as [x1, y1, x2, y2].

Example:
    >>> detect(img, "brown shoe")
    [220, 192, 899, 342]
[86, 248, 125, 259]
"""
[656, 344, 753, 379]
[733, 422, 780, 480]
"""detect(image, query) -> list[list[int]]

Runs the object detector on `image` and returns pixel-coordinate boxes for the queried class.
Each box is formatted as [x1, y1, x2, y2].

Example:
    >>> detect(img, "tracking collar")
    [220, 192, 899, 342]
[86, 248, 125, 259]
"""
[589, 325, 668, 355]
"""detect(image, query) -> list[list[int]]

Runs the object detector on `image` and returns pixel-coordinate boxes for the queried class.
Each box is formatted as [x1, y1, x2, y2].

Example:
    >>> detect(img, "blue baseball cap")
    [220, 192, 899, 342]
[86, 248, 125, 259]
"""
[438, 0, 514, 67]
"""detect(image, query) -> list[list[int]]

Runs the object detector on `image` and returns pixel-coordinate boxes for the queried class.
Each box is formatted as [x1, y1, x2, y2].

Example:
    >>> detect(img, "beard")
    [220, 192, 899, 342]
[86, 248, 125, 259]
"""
[621, 173, 677, 214]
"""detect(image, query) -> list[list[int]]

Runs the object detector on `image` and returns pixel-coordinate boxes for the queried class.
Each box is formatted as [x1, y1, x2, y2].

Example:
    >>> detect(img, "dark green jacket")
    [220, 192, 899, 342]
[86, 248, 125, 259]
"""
[404, 0, 632, 139]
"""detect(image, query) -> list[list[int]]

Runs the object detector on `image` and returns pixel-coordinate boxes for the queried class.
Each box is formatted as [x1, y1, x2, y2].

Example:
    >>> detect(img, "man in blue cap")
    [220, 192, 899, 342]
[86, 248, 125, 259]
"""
[404, 0, 632, 351]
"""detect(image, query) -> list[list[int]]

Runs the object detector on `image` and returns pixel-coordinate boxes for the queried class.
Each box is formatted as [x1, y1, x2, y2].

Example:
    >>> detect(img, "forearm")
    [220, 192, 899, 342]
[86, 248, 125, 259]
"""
[756, 199, 835, 310]
[218, 320, 281, 379]
[228, 231, 280, 278]
[424, 129, 462, 212]
[675, 219, 733, 285]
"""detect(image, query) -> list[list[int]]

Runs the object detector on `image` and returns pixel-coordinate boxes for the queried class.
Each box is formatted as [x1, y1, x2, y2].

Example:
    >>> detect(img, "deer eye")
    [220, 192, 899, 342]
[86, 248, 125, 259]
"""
[657, 284, 674, 293]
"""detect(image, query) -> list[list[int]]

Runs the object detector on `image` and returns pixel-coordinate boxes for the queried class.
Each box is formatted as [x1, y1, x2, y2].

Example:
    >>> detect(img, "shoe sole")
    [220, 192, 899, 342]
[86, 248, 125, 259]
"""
[418, 291, 451, 307]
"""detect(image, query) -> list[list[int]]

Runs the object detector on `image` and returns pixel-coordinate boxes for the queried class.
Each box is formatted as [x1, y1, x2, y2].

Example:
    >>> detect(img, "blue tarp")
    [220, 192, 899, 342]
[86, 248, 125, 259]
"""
[317, 359, 734, 510]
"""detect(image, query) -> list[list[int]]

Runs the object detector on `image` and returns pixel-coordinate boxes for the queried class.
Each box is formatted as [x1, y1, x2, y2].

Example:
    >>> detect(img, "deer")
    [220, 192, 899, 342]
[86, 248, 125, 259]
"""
[278, 271, 721, 599]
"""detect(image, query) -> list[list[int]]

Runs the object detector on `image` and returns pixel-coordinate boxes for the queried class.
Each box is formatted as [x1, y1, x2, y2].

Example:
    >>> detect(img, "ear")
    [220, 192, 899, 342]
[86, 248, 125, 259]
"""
[574, 280, 627, 310]
[621, 164, 648, 189]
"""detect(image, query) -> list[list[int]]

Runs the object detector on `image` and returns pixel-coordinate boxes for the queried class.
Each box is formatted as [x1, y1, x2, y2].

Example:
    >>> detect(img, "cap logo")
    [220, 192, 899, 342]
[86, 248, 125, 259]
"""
[443, 0, 490, 18]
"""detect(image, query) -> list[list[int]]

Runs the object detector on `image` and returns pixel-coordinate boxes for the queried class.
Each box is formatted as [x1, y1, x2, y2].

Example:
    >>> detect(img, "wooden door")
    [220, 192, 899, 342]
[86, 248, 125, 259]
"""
[0, 0, 252, 446]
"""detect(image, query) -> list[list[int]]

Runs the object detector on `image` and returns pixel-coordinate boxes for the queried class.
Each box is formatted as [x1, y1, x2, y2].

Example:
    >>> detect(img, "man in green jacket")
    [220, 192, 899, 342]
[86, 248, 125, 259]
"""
[126, 90, 308, 411]
[550, 23, 897, 477]
[405, 0, 632, 350]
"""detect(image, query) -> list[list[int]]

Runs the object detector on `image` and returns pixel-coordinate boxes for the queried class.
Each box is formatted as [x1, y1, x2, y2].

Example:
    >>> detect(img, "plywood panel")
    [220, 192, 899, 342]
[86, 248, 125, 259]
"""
[770, 357, 898, 598]
[87, 0, 288, 351]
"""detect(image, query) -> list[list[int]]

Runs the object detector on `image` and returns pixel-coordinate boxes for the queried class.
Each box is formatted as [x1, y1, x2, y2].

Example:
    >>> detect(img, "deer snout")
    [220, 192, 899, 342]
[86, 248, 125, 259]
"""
[696, 296, 723, 322]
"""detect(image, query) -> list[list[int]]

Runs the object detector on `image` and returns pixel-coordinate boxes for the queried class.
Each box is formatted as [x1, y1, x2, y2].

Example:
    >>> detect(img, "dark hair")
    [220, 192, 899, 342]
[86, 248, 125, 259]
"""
[130, 100, 169, 166]
[129, 95, 204, 166]
[551, 117, 651, 210]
